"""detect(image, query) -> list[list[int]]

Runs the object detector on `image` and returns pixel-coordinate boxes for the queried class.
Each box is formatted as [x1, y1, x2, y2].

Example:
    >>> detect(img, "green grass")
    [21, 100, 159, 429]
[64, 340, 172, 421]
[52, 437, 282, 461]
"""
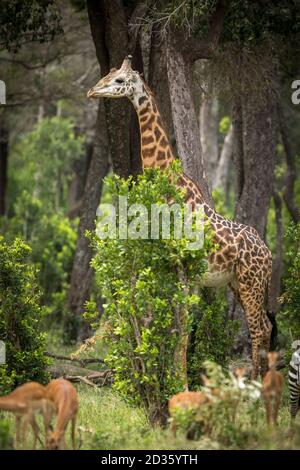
[1, 332, 300, 450]
[2, 381, 300, 450]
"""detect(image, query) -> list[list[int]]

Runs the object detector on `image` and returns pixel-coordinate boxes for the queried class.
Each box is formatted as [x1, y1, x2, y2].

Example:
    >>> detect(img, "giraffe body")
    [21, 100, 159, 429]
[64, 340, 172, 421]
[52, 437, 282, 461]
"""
[87, 56, 274, 380]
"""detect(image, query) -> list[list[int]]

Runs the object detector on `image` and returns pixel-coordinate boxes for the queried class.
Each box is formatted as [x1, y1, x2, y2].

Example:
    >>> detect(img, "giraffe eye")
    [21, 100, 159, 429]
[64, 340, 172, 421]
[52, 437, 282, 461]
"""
[115, 78, 124, 84]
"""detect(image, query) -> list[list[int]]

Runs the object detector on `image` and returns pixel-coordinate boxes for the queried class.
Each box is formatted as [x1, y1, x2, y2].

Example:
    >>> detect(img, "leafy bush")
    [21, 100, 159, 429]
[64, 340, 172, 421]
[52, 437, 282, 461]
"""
[279, 222, 300, 340]
[0, 420, 13, 450]
[8, 116, 85, 213]
[0, 192, 77, 320]
[170, 361, 261, 445]
[0, 237, 49, 393]
[90, 164, 214, 424]
[188, 292, 238, 388]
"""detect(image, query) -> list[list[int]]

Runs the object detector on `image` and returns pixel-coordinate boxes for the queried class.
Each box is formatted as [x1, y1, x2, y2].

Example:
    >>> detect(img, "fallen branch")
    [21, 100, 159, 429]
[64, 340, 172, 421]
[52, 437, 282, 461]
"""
[46, 351, 105, 367]
[64, 375, 100, 389]
[48, 364, 113, 387]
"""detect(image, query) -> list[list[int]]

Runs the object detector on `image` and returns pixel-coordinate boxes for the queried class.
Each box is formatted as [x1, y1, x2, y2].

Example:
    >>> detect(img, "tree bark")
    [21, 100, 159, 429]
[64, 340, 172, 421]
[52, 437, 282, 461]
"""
[235, 90, 277, 238]
[148, 25, 175, 149]
[269, 191, 284, 313]
[278, 103, 300, 223]
[67, 1, 144, 341]
[213, 124, 234, 191]
[232, 97, 244, 202]
[0, 126, 8, 216]
[68, 141, 93, 219]
[87, 0, 142, 177]
[66, 101, 110, 342]
[166, 32, 213, 206]
[199, 95, 219, 188]
[230, 63, 278, 354]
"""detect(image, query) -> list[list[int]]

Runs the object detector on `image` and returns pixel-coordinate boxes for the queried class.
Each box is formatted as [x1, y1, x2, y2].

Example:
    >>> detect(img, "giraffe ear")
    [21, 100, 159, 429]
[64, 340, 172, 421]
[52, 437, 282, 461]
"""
[110, 67, 117, 73]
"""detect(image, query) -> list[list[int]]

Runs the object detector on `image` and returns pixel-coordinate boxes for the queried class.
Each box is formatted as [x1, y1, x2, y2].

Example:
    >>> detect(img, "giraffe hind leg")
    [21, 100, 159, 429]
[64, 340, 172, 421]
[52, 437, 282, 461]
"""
[236, 274, 265, 379]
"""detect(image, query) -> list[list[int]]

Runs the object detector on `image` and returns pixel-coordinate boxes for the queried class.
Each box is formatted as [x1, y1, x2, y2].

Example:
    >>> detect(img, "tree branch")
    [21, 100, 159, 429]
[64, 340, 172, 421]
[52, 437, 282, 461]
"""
[45, 351, 105, 367]
[181, 0, 227, 62]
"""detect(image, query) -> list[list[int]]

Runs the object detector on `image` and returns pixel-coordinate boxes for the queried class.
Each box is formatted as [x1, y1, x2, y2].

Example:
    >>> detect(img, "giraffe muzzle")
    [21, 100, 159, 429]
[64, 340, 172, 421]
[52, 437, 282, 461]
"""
[87, 88, 96, 98]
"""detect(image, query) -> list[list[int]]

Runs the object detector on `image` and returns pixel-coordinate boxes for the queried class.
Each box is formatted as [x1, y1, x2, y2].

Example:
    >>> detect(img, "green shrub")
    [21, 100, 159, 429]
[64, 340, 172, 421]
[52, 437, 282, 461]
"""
[0, 237, 49, 393]
[188, 292, 238, 388]
[0, 419, 13, 450]
[279, 222, 300, 340]
[0, 192, 77, 320]
[90, 163, 214, 424]
[8, 116, 85, 213]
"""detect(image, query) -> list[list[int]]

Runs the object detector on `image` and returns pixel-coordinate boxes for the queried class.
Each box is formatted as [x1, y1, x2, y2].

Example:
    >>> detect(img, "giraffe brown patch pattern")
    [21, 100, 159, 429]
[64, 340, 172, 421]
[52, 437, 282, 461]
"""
[142, 136, 154, 146]
[157, 150, 166, 161]
[154, 127, 162, 141]
[139, 96, 148, 106]
[160, 136, 168, 148]
[141, 114, 155, 132]
[139, 106, 149, 116]
[142, 147, 156, 158]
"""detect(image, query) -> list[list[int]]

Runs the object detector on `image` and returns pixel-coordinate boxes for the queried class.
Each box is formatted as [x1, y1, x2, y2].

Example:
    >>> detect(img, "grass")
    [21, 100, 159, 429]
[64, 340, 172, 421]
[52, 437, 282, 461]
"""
[1, 331, 300, 450]
[1, 381, 300, 450]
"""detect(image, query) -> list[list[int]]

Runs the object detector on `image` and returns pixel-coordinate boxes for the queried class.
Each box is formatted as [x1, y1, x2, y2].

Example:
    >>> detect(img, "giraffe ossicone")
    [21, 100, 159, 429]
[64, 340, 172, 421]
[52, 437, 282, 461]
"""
[87, 55, 274, 381]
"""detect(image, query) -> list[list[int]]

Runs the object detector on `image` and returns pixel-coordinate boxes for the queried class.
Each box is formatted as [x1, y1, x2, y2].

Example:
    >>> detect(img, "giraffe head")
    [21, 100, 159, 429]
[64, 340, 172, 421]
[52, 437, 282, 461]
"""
[87, 55, 144, 106]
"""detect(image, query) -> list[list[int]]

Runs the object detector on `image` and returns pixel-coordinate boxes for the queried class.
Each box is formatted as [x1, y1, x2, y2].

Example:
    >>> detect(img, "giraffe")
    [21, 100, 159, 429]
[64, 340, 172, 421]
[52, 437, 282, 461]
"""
[87, 55, 274, 380]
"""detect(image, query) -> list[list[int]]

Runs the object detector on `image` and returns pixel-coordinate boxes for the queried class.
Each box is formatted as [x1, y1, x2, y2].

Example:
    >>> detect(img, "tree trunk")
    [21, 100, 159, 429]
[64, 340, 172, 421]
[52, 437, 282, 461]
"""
[235, 90, 277, 238]
[213, 124, 233, 191]
[230, 69, 277, 354]
[68, 141, 93, 219]
[87, 0, 142, 178]
[278, 103, 300, 223]
[148, 26, 175, 149]
[0, 126, 8, 216]
[232, 97, 244, 202]
[269, 191, 284, 313]
[199, 95, 219, 188]
[67, 1, 143, 341]
[66, 102, 110, 342]
[166, 31, 213, 206]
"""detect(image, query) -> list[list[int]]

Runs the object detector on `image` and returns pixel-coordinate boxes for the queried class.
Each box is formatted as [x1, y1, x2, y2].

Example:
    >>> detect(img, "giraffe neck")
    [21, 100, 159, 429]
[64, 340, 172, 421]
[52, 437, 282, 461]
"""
[130, 80, 208, 206]
[130, 83, 174, 170]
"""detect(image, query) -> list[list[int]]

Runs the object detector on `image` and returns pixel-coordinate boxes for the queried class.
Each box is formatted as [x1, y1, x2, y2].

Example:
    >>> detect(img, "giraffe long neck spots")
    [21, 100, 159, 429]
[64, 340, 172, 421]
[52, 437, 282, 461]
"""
[134, 93, 174, 170]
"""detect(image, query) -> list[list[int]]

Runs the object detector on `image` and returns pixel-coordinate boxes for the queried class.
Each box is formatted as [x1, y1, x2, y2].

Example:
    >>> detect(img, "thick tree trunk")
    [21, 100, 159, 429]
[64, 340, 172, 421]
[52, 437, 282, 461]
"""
[278, 103, 300, 223]
[235, 90, 277, 238]
[87, 0, 142, 177]
[230, 71, 277, 354]
[0, 126, 8, 216]
[166, 32, 213, 206]
[66, 102, 110, 342]
[68, 141, 93, 219]
[269, 191, 284, 313]
[67, 1, 143, 341]
[213, 124, 234, 191]
[232, 97, 244, 202]
[199, 95, 219, 188]
[148, 26, 175, 149]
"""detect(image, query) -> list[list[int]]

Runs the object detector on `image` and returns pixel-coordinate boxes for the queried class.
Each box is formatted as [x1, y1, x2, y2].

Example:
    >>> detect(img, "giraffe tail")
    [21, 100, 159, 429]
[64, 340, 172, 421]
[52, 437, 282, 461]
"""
[266, 253, 278, 350]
